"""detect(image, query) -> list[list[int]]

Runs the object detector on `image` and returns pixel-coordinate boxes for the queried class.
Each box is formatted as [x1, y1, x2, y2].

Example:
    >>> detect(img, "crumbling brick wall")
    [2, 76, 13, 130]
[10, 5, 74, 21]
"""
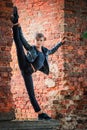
[0, 0, 87, 129]
[0, 0, 15, 120]
[55, 0, 87, 129]
[11, 0, 64, 119]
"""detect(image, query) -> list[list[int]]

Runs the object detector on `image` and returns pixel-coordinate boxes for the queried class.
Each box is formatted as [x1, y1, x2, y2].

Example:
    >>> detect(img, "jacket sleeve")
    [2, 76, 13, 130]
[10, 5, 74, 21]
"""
[47, 42, 63, 55]
[18, 26, 31, 50]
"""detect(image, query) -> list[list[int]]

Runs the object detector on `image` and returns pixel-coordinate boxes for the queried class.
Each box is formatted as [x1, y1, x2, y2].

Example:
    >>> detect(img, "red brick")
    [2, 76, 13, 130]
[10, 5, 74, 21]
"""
[0, 1, 87, 129]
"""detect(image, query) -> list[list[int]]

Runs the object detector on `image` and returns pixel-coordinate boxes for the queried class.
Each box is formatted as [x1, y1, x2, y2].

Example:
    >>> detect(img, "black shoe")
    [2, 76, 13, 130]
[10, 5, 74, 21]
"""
[10, 6, 19, 24]
[38, 113, 52, 120]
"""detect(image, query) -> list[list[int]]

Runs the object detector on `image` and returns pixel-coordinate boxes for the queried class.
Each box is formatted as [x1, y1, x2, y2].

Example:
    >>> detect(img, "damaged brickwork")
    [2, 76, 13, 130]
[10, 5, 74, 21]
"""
[0, 0, 87, 129]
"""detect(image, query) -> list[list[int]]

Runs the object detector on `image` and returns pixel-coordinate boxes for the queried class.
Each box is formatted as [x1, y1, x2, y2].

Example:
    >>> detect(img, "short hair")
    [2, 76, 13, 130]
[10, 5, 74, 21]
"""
[35, 33, 46, 41]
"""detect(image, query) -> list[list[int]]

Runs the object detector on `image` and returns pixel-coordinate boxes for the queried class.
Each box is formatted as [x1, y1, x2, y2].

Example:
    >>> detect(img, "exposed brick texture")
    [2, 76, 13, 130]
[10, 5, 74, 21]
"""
[60, 0, 87, 129]
[0, 0, 15, 120]
[11, 0, 64, 120]
[0, 0, 87, 129]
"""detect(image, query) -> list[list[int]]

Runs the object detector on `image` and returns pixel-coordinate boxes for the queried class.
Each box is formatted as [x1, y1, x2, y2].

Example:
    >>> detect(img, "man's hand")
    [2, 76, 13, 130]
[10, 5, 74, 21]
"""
[10, 6, 19, 24]
[59, 34, 67, 44]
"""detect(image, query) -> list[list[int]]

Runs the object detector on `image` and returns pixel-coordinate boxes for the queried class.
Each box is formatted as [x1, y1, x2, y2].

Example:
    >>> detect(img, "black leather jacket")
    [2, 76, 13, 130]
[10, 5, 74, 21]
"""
[13, 26, 63, 75]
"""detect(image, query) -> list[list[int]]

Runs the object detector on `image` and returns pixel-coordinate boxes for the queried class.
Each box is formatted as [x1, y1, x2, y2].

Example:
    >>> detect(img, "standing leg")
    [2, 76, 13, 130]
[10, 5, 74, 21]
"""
[22, 71, 41, 112]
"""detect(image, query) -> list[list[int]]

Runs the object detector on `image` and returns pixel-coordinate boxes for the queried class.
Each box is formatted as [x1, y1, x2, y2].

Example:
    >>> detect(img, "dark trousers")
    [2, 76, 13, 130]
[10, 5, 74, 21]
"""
[13, 27, 41, 112]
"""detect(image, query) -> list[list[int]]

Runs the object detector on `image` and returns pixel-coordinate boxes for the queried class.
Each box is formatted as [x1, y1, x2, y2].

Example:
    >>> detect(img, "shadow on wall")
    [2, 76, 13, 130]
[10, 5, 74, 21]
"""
[0, 1, 15, 120]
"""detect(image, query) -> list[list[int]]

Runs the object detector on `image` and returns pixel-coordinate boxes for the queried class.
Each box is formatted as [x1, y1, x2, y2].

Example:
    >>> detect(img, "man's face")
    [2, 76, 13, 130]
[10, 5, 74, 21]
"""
[36, 37, 45, 49]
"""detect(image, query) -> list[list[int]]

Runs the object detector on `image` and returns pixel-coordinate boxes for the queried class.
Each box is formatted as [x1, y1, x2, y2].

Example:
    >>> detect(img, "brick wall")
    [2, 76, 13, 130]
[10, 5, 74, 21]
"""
[0, 0, 87, 129]
[11, 0, 65, 120]
[0, 0, 15, 120]
[56, 0, 87, 129]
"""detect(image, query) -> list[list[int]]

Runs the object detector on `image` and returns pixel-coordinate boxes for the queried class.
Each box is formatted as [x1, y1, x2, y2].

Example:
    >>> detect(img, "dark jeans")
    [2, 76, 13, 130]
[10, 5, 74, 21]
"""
[13, 27, 41, 112]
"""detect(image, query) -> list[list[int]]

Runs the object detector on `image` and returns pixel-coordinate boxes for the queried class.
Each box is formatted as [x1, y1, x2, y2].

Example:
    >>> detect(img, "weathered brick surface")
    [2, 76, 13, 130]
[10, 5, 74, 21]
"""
[0, 0, 87, 129]
[11, 0, 64, 120]
[0, 0, 15, 120]
[54, 0, 87, 129]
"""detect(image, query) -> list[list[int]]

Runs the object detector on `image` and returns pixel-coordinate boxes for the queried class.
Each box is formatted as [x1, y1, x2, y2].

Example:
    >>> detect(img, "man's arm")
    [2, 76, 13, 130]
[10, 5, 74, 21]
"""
[47, 36, 66, 55]
[47, 42, 63, 55]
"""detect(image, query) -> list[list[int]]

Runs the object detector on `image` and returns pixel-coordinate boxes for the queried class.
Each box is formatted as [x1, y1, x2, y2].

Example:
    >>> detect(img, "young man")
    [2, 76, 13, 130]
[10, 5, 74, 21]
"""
[11, 6, 66, 120]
